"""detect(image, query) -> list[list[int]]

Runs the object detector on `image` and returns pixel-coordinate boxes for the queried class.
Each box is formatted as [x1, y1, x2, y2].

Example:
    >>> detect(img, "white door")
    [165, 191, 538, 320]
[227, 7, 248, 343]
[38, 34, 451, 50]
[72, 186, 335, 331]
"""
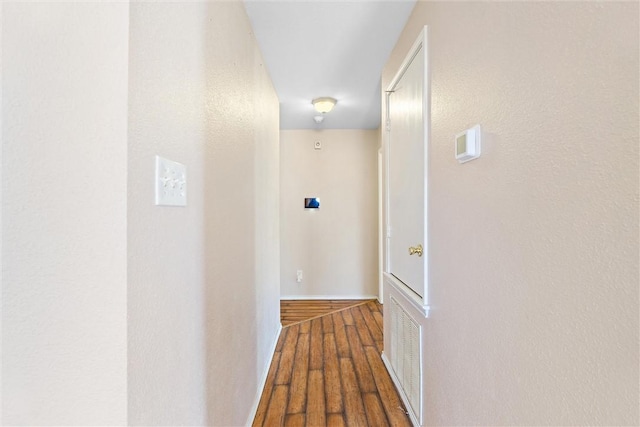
[386, 38, 428, 300]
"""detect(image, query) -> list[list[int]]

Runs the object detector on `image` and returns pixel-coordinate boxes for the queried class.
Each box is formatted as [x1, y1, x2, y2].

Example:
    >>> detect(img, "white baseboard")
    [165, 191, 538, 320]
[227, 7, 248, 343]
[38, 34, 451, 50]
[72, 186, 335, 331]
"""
[280, 294, 378, 300]
[244, 323, 282, 427]
[381, 352, 420, 427]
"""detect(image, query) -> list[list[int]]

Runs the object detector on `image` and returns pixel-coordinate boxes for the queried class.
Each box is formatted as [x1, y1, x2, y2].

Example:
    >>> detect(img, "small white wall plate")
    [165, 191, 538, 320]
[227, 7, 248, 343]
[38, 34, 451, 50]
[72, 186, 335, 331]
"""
[155, 155, 187, 206]
[455, 124, 481, 163]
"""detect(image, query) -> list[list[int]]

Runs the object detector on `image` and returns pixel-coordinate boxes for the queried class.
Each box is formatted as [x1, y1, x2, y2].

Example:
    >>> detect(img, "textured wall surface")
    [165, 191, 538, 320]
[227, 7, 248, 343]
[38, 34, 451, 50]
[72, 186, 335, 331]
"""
[280, 129, 378, 298]
[2, 3, 129, 424]
[1, 4, 4, 421]
[127, 3, 280, 425]
[383, 2, 639, 425]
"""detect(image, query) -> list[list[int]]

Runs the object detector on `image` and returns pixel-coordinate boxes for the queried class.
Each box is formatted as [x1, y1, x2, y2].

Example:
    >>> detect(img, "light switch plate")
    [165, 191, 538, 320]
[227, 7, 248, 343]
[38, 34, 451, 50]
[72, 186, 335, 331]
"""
[155, 155, 187, 206]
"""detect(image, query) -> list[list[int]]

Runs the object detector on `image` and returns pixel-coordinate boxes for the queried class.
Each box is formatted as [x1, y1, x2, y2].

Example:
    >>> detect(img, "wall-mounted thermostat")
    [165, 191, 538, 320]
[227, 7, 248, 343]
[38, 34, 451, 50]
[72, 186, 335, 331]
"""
[455, 125, 481, 163]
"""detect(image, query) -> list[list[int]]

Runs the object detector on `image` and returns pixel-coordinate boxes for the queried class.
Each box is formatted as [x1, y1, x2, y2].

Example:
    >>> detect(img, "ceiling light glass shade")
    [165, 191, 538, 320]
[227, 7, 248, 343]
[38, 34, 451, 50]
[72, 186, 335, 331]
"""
[312, 97, 337, 114]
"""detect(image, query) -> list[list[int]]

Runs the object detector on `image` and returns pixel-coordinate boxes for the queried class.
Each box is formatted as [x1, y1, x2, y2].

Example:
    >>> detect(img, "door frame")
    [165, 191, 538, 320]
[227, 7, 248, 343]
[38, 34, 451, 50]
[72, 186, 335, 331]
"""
[383, 26, 431, 316]
[378, 148, 384, 304]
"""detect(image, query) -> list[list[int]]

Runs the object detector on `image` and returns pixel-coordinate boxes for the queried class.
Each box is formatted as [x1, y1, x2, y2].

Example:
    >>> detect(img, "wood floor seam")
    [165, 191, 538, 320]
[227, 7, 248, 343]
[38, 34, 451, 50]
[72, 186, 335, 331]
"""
[281, 299, 375, 327]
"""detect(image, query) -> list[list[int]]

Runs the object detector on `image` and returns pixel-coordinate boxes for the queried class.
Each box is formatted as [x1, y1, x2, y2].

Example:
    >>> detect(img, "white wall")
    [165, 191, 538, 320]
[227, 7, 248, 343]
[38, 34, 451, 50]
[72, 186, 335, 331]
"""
[127, 3, 280, 425]
[383, 2, 639, 425]
[280, 129, 378, 299]
[1, 4, 4, 421]
[2, 2, 280, 425]
[2, 3, 129, 424]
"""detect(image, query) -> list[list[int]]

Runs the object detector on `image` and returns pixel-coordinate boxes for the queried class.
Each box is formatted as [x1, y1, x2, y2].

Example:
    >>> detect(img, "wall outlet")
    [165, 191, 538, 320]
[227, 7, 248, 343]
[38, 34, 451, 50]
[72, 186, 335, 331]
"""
[155, 155, 187, 206]
[296, 270, 303, 283]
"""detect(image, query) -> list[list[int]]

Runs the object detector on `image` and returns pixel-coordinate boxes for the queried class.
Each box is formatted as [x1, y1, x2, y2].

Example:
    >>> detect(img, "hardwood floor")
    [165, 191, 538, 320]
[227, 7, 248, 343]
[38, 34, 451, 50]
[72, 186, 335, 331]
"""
[280, 299, 374, 326]
[254, 301, 412, 427]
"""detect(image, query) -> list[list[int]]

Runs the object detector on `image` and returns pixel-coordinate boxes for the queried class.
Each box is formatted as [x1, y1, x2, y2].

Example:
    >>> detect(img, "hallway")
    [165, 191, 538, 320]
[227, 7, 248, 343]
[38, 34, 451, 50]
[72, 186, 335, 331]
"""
[2, 1, 637, 425]
[253, 301, 412, 426]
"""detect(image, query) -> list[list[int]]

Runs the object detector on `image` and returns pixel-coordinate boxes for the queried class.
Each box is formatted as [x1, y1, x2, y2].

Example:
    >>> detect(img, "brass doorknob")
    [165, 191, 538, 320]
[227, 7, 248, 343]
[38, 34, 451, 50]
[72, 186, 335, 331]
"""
[408, 244, 423, 257]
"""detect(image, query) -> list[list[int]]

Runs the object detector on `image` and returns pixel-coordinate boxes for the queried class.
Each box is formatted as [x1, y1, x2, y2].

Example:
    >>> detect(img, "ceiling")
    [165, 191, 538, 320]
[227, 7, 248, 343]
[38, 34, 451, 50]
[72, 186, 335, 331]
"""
[244, 0, 416, 130]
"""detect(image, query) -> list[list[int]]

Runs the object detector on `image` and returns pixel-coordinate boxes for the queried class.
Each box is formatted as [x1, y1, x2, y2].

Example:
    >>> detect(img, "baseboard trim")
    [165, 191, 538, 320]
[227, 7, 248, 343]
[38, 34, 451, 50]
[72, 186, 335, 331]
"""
[381, 352, 420, 427]
[280, 294, 378, 300]
[245, 323, 282, 427]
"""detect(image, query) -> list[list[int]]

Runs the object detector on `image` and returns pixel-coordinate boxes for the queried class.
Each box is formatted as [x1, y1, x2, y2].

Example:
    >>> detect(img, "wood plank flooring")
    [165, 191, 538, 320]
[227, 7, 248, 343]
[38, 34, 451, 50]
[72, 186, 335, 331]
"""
[254, 300, 412, 427]
[280, 299, 373, 326]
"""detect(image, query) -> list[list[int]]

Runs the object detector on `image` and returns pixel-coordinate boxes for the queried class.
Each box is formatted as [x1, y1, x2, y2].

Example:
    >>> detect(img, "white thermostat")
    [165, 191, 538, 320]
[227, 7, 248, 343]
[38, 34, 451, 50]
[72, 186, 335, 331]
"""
[455, 125, 481, 163]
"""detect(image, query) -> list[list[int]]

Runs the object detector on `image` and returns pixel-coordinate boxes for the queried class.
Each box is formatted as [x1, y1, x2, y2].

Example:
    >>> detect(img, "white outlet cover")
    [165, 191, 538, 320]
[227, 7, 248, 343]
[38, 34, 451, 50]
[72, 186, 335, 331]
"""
[155, 155, 187, 206]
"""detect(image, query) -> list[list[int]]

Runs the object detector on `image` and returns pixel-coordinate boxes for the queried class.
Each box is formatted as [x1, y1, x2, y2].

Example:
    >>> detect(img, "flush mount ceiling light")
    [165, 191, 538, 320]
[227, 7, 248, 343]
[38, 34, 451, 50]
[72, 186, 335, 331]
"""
[312, 97, 337, 114]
